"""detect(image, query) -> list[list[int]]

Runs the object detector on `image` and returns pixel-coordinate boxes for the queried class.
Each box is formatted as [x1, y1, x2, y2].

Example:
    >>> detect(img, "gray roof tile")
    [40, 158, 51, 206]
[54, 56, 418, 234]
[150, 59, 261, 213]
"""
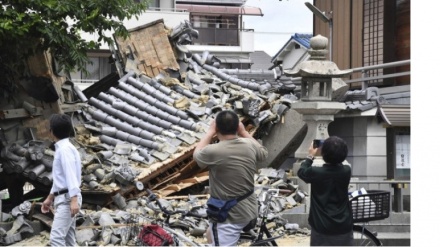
[250, 51, 273, 70]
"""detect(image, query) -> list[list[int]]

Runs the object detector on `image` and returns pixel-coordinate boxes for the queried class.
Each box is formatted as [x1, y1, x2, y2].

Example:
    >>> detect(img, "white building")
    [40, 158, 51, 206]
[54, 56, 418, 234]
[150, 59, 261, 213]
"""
[72, 0, 264, 84]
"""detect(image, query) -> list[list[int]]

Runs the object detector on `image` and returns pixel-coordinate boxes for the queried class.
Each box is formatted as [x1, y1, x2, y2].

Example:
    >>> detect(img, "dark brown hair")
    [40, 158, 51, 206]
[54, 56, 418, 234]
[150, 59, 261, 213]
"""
[321, 136, 348, 164]
[49, 114, 73, 139]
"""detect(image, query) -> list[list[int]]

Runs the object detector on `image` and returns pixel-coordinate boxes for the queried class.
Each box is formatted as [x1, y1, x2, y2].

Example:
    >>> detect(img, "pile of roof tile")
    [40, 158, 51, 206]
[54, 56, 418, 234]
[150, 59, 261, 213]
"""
[1, 19, 298, 208]
[1, 168, 310, 246]
[0, 19, 305, 246]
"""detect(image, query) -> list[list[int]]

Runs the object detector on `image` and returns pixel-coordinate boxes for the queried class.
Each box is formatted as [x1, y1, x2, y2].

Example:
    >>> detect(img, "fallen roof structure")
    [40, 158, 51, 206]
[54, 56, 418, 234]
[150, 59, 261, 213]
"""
[0, 17, 401, 246]
[1, 19, 298, 210]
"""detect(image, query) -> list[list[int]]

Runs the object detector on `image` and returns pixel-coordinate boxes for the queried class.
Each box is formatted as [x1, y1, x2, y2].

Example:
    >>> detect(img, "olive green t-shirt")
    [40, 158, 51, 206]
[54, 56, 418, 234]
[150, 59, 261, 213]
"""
[194, 138, 268, 223]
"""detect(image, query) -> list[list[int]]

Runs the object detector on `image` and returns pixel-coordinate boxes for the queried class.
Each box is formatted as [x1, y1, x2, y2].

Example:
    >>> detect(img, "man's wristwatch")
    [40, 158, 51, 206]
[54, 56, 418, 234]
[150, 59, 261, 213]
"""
[306, 155, 315, 161]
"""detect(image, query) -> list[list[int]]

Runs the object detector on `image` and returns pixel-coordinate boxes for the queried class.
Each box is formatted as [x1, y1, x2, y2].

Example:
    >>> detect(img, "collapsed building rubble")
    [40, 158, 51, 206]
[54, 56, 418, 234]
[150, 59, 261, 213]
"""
[1, 19, 298, 205]
[0, 19, 309, 245]
[1, 168, 309, 245]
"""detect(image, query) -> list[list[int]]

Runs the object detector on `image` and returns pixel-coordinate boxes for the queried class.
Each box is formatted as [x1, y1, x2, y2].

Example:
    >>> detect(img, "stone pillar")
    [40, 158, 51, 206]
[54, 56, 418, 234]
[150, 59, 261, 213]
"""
[283, 35, 353, 213]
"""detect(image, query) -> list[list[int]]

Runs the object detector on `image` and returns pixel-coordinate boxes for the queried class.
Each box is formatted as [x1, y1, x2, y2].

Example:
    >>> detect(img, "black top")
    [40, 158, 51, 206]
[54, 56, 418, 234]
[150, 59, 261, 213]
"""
[297, 158, 353, 235]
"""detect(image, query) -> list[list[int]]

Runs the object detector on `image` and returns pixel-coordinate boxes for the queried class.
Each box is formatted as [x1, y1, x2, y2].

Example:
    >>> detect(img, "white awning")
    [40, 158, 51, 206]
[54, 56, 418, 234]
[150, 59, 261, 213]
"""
[176, 4, 263, 16]
[377, 104, 410, 127]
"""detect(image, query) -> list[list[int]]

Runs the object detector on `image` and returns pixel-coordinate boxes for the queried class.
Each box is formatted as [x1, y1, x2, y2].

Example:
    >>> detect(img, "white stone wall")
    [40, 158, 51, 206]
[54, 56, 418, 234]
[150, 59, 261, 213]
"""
[330, 116, 387, 179]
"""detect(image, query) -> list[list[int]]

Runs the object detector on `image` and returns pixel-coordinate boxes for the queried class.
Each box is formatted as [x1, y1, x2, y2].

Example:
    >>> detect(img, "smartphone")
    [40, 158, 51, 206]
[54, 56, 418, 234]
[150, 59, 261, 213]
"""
[313, 139, 324, 149]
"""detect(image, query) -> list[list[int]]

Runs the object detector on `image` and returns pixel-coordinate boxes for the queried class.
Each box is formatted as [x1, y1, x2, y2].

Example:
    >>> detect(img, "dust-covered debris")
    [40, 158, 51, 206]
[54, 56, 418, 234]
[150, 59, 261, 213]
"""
[1, 18, 298, 207]
[1, 18, 305, 246]
[0, 168, 310, 245]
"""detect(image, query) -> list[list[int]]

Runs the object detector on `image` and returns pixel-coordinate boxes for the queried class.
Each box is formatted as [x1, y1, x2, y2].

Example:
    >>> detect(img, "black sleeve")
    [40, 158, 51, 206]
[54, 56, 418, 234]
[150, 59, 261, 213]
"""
[297, 158, 316, 183]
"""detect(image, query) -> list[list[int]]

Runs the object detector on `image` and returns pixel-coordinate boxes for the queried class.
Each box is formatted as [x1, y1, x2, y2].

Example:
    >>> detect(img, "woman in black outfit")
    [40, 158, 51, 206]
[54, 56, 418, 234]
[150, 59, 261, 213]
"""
[297, 136, 353, 246]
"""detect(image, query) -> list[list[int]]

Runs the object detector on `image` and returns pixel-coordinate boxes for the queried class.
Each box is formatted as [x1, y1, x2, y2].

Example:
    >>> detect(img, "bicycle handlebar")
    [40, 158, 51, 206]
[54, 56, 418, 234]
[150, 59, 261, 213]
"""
[146, 189, 206, 219]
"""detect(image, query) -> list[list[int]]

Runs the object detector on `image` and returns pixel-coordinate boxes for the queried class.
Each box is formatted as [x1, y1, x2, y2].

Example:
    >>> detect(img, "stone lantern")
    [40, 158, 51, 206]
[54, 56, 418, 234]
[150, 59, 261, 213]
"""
[284, 35, 352, 179]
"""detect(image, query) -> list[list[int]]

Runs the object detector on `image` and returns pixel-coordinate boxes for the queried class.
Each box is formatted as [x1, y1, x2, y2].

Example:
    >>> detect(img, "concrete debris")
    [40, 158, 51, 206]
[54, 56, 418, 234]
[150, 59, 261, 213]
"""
[2, 18, 296, 208]
[1, 18, 308, 245]
[0, 168, 310, 245]
[258, 168, 287, 180]
[0, 206, 37, 245]
[10, 201, 31, 217]
[2, 233, 22, 245]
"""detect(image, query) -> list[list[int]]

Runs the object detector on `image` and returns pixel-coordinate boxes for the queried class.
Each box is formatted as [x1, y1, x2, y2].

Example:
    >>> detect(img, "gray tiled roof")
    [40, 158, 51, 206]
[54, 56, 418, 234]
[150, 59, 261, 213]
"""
[340, 85, 410, 112]
[345, 100, 377, 111]
[250, 51, 273, 70]
[341, 88, 383, 111]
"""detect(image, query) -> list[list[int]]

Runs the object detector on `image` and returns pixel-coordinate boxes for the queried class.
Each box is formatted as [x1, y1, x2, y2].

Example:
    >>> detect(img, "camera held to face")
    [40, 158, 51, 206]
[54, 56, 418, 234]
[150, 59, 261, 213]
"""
[313, 139, 324, 149]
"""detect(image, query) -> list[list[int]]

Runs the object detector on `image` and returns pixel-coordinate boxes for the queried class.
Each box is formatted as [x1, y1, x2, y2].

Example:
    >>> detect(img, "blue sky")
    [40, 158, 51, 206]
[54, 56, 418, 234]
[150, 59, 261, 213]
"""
[243, 0, 313, 56]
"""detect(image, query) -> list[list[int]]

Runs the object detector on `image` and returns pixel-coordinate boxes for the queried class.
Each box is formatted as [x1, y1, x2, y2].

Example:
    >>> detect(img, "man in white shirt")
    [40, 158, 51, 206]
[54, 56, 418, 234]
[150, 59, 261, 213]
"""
[41, 114, 82, 246]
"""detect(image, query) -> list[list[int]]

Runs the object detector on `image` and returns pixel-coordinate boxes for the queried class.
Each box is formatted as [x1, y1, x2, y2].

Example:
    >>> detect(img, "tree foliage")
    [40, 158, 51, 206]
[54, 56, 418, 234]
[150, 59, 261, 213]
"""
[0, 0, 149, 77]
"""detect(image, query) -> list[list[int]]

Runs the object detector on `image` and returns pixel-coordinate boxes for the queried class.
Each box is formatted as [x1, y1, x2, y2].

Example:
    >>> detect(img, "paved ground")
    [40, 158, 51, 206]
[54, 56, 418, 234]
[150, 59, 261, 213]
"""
[267, 234, 310, 246]
[194, 232, 311, 246]
[12, 231, 311, 246]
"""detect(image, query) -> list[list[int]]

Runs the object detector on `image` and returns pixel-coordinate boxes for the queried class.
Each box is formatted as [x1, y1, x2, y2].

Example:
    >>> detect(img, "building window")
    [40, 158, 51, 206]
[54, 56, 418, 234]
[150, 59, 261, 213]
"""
[191, 15, 238, 29]
[386, 127, 410, 180]
[363, 0, 384, 86]
[70, 56, 114, 83]
[148, 0, 161, 10]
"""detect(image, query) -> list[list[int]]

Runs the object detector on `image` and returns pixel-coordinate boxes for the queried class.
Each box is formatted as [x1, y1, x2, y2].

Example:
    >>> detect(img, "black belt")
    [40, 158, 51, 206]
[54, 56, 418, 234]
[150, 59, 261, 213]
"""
[53, 189, 68, 196]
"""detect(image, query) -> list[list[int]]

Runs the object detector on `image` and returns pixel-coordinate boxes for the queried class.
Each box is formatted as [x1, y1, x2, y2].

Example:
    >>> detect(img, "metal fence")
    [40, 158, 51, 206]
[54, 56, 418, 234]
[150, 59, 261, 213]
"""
[288, 59, 411, 88]
[345, 59, 411, 89]
[193, 27, 240, 46]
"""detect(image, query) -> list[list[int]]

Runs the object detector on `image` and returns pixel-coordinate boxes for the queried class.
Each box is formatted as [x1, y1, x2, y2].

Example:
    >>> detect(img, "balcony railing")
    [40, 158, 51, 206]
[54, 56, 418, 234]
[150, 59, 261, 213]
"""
[192, 27, 240, 46]
[177, 0, 246, 5]
[146, 7, 187, 12]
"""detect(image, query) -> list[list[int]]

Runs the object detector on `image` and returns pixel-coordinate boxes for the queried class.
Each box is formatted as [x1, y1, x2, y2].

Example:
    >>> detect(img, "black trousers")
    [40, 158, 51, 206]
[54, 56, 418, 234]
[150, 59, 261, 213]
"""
[310, 226, 354, 246]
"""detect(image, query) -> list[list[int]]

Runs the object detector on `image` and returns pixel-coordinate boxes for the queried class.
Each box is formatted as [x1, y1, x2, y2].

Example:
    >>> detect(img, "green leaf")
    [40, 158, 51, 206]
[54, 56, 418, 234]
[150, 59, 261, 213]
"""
[0, 0, 149, 75]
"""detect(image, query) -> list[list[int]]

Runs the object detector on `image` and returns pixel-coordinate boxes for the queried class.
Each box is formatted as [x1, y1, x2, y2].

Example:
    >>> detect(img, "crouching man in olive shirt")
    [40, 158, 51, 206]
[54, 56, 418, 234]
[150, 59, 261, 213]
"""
[298, 136, 353, 246]
[193, 110, 268, 246]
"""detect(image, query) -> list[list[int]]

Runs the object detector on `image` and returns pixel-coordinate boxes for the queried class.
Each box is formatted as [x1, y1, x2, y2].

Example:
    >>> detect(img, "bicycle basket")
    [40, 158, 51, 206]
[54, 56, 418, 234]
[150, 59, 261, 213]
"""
[350, 190, 390, 223]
